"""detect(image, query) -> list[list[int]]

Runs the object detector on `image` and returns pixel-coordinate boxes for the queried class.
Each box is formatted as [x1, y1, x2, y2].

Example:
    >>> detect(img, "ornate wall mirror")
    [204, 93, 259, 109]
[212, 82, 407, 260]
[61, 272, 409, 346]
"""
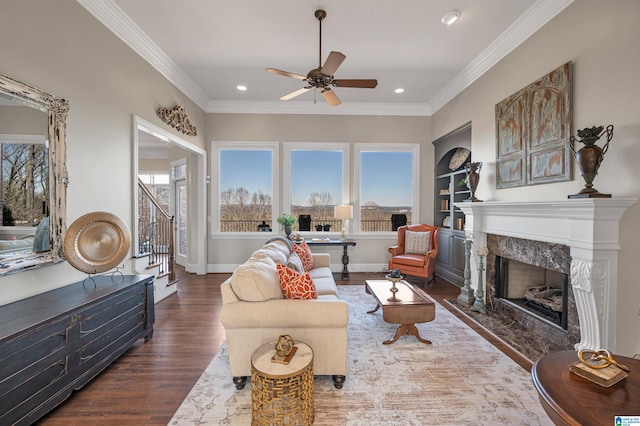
[0, 74, 68, 275]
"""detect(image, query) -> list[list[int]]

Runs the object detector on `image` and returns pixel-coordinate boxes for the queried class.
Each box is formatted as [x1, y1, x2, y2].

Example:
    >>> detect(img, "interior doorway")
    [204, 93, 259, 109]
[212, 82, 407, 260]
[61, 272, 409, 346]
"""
[133, 116, 207, 275]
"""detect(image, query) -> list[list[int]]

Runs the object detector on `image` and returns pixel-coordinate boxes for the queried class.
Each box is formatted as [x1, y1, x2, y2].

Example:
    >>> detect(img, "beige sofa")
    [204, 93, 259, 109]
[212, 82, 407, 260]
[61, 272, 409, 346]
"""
[220, 237, 349, 389]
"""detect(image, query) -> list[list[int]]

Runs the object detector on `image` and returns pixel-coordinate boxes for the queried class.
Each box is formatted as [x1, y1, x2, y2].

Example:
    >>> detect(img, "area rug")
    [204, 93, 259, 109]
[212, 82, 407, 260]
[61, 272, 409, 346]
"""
[169, 285, 552, 425]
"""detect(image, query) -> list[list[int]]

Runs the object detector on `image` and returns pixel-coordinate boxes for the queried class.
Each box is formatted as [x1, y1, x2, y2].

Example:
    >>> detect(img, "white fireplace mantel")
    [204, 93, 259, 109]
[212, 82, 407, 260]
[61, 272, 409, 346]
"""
[456, 198, 637, 352]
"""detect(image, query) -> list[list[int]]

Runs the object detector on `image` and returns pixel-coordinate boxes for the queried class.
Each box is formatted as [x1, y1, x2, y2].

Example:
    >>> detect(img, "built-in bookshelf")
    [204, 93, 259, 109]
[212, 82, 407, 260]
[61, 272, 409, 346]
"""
[432, 122, 471, 287]
[435, 169, 469, 232]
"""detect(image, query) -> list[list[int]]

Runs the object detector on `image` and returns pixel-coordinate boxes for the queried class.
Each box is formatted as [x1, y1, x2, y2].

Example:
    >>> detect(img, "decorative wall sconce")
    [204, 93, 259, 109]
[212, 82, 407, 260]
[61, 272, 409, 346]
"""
[156, 104, 198, 136]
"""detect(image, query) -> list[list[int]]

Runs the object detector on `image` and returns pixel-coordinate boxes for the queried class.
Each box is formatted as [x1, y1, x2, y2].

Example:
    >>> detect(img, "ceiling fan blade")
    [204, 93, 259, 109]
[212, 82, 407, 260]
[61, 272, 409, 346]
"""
[321, 51, 346, 76]
[265, 68, 307, 81]
[279, 86, 311, 101]
[333, 79, 378, 89]
[321, 88, 341, 106]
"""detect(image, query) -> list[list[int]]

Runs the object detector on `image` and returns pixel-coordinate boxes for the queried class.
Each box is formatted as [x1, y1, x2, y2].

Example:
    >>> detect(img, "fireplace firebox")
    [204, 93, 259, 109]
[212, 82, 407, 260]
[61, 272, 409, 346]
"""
[495, 256, 568, 330]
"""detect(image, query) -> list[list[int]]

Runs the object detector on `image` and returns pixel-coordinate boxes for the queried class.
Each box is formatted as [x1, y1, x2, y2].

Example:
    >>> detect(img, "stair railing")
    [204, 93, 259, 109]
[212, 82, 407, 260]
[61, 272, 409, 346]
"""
[137, 178, 175, 281]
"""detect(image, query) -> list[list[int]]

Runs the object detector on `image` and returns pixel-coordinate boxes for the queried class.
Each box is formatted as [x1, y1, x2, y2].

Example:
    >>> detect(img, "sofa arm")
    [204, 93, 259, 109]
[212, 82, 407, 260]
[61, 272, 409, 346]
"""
[221, 298, 348, 329]
[311, 252, 331, 268]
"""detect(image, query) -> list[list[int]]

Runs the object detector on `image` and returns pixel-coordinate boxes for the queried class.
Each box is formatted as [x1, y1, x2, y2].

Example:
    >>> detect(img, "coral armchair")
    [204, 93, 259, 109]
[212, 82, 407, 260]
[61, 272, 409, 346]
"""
[388, 224, 439, 283]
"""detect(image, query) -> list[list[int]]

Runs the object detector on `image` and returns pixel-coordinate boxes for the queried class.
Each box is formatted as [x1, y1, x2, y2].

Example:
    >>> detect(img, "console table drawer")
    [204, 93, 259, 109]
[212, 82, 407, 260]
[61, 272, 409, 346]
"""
[0, 318, 70, 383]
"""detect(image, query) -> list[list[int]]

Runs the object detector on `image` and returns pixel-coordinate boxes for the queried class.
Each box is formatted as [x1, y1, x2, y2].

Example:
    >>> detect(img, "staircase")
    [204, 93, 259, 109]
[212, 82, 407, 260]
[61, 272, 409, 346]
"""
[135, 178, 177, 303]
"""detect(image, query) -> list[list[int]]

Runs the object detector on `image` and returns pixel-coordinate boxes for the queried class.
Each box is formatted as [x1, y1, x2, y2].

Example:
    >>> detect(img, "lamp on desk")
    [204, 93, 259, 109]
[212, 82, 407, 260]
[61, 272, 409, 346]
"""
[334, 205, 353, 240]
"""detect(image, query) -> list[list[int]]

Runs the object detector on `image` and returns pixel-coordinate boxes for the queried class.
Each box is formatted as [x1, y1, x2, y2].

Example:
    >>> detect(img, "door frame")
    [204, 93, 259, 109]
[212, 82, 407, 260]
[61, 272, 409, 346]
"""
[132, 116, 207, 275]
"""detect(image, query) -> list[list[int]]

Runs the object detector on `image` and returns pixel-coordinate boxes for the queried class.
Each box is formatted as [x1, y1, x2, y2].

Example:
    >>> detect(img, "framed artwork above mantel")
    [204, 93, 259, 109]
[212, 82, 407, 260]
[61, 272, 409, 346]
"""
[495, 62, 572, 189]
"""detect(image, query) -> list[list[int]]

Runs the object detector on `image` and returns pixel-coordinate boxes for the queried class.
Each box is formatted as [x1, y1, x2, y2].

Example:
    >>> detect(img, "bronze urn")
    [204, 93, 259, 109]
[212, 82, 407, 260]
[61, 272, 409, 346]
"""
[568, 125, 613, 198]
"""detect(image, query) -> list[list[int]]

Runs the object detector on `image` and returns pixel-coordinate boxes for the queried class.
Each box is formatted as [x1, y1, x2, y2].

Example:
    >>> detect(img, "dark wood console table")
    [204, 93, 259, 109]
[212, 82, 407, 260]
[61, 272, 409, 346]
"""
[532, 350, 640, 425]
[0, 274, 154, 425]
[304, 239, 356, 280]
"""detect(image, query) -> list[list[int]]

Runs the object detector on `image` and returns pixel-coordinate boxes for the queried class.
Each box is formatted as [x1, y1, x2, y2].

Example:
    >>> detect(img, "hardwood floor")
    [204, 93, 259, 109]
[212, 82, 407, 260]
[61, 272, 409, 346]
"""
[37, 269, 531, 425]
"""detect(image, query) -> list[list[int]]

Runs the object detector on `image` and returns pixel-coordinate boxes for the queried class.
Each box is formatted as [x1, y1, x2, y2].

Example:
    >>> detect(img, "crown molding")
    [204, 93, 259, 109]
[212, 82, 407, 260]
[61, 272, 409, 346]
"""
[428, 0, 574, 113]
[77, 0, 210, 111]
[78, 0, 572, 117]
[206, 100, 431, 116]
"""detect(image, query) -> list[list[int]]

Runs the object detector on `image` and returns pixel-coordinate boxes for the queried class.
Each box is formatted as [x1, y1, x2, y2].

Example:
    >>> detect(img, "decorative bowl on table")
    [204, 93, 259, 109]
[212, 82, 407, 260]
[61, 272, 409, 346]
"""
[385, 269, 403, 301]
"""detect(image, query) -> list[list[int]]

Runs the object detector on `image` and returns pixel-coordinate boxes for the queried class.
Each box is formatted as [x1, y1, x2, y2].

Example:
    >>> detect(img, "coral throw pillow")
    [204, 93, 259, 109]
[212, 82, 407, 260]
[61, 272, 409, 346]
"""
[276, 264, 318, 300]
[405, 230, 431, 255]
[291, 240, 314, 271]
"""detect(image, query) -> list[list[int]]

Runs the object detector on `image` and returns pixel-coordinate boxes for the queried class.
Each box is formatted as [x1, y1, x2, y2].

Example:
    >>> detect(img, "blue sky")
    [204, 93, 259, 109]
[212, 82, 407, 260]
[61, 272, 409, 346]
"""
[220, 149, 413, 207]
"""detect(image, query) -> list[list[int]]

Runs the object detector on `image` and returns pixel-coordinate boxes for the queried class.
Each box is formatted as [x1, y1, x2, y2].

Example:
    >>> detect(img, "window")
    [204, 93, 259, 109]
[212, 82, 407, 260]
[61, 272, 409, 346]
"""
[356, 144, 419, 232]
[213, 143, 278, 233]
[138, 172, 170, 212]
[284, 143, 349, 232]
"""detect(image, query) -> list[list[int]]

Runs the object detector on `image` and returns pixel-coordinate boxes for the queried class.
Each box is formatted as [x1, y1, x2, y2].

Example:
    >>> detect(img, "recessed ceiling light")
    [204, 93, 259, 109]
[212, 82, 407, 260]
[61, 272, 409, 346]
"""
[237, 85, 247, 91]
[394, 88, 405, 94]
[441, 9, 461, 26]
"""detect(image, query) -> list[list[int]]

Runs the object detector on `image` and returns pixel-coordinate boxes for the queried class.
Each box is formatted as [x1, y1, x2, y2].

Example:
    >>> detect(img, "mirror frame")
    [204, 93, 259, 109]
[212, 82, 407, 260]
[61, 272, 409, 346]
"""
[0, 74, 68, 275]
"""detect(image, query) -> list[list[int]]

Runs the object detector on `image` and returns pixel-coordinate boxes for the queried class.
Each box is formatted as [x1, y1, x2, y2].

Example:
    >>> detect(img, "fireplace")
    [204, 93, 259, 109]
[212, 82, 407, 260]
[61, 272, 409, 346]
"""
[486, 234, 578, 349]
[495, 256, 568, 330]
[456, 199, 636, 353]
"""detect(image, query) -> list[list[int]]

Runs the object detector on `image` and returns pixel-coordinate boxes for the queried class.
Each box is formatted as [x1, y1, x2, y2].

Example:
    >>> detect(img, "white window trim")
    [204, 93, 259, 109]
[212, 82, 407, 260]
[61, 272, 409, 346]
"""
[354, 143, 420, 233]
[211, 141, 279, 236]
[282, 142, 351, 222]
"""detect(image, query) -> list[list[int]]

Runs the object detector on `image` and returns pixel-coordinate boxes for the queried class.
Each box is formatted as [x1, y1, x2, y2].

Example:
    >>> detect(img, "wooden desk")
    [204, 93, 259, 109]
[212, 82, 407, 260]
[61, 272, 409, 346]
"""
[304, 239, 356, 280]
[532, 350, 640, 425]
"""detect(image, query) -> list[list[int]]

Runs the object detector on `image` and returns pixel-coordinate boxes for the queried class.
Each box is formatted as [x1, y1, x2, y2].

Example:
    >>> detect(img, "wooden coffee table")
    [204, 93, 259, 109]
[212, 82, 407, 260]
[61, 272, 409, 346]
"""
[365, 280, 436, 345]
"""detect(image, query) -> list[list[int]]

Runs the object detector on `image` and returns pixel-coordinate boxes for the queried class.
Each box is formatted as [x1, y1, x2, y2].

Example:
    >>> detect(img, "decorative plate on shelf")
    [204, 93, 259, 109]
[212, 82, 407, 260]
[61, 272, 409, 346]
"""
[449, 148, 471, 171]
[63, 211, 131, 274]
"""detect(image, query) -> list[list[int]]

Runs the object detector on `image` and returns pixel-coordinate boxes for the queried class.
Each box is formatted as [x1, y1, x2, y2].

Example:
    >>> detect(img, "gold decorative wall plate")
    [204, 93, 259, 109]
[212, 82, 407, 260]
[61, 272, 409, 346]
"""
[63, 212, 130, 274]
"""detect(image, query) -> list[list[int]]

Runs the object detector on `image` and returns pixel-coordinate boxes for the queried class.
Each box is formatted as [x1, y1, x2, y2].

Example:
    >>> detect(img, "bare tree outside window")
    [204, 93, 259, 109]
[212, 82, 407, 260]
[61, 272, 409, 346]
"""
[1, 142, 48, 226]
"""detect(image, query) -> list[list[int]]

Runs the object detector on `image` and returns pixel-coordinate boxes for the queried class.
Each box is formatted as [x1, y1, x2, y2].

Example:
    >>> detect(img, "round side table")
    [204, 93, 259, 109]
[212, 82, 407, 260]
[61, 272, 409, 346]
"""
[251, 340, 314, 425]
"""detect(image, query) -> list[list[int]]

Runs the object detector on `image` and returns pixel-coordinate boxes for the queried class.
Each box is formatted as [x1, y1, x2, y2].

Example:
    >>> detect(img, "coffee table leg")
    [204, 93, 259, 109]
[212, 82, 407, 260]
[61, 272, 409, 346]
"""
[384, 324, 432, 345]
[367, 303, 381, 314]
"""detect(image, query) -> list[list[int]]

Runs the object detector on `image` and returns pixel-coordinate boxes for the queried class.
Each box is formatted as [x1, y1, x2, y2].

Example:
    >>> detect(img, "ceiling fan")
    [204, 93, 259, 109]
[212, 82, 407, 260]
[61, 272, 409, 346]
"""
[266, 9, 378, 107]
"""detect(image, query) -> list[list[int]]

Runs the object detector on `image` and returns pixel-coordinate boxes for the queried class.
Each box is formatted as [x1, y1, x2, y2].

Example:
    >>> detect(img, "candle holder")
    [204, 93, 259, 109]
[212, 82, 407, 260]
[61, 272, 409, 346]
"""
[471, 247, 488, 314]
[385, 274, 403, 302]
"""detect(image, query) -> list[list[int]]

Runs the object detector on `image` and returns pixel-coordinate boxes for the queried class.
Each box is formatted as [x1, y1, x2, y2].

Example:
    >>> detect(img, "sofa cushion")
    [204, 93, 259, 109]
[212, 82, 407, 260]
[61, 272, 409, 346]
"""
[307, 267, 338, 296]
[256, 242, 288, 265]
[405, 230, 431, 255]
[277, 264, 318, 300]
[287, 252, 304, 273]
[292, 240, 314, 271]
[230, 256, 283, 302]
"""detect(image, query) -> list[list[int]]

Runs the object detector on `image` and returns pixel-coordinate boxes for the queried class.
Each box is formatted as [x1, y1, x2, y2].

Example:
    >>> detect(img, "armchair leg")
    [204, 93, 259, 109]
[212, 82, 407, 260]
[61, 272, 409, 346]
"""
[233, 376, 248, 390]
[332, 375, 346, 389]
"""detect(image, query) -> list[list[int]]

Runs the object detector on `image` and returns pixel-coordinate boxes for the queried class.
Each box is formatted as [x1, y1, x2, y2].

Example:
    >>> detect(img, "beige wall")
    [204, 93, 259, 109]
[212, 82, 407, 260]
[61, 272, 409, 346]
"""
[432, 0, 640, 356]
[0, 0, 206, 304]
[206, 113, 432, 270]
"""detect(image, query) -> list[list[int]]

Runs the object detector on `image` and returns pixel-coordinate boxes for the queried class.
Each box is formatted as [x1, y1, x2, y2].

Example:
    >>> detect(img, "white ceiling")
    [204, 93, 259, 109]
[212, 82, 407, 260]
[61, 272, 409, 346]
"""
[80, 0, 572, 116]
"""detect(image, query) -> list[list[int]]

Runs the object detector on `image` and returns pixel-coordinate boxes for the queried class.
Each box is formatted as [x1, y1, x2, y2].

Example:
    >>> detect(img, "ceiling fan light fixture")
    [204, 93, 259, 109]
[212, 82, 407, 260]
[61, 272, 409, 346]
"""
[236, 85, 247, 91]
[394, 88, 405, 94]
[441, 9, 461, 26]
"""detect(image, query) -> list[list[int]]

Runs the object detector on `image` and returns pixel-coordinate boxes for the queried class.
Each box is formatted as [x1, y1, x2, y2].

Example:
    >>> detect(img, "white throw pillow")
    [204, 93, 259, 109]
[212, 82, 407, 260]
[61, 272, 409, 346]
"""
[287, 252, 304, 273]
[256, 243, 288, 265]
[230, 256, 283, 301]
[405, 230, 431, 255]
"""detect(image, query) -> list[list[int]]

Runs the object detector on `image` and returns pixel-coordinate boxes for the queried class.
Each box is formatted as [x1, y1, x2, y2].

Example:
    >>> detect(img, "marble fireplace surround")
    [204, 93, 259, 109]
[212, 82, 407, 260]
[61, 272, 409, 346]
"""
[456, 199, 636, 353]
